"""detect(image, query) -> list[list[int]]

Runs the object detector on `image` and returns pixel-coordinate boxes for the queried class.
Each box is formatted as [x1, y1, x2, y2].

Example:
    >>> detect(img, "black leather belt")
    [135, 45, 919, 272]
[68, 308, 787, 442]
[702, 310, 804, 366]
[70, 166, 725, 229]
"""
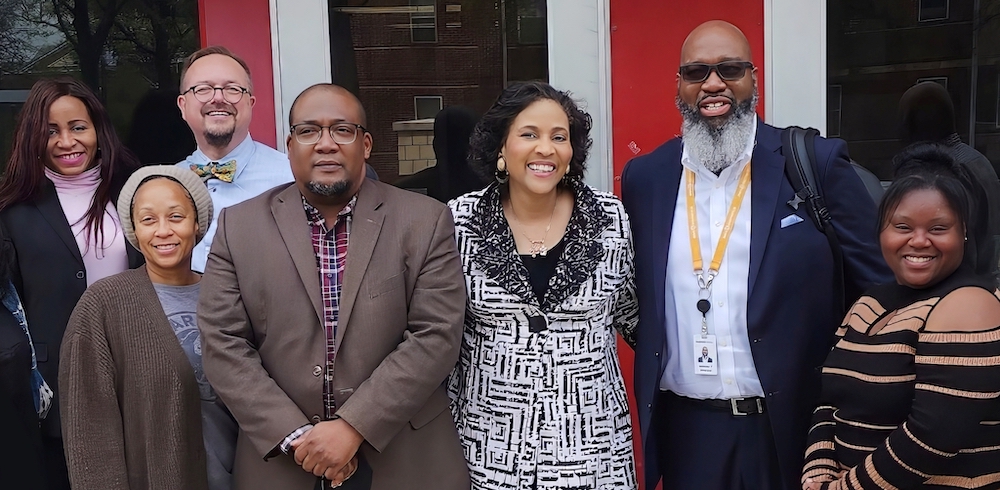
[680, 395, 766, 416]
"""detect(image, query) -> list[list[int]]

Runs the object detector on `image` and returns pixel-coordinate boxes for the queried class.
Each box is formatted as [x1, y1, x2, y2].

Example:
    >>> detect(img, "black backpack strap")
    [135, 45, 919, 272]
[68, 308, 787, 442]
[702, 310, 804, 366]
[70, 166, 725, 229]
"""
[781, 126, 847, 314]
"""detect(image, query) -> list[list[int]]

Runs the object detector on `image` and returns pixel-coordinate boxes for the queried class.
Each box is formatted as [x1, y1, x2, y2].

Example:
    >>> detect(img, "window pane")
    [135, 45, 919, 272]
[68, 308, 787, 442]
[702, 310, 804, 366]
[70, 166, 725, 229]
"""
[828, 0, 1000, 180]
[0, 0, 200, 169]
[329, 0, 548, 182]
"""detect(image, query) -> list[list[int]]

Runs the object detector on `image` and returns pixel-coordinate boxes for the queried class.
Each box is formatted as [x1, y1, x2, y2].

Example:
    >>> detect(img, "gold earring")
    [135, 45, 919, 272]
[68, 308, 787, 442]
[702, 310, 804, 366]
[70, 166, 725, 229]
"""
[495, 155, 509, 184]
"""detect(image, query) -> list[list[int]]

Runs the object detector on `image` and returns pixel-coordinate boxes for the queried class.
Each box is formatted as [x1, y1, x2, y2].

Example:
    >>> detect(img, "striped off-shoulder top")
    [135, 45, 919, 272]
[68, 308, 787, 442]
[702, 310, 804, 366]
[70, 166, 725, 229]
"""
[802, 269, 1000, 490]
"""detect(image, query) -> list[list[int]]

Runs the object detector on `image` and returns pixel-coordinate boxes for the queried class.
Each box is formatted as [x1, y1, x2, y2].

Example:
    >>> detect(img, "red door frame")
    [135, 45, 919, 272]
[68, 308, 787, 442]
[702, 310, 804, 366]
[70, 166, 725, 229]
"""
[198, 0, 278, 148]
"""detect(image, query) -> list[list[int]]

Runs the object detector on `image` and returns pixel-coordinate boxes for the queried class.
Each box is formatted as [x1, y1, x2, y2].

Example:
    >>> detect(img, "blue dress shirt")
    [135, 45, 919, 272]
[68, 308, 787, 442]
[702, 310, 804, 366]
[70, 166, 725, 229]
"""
[177, 134, 293, 272]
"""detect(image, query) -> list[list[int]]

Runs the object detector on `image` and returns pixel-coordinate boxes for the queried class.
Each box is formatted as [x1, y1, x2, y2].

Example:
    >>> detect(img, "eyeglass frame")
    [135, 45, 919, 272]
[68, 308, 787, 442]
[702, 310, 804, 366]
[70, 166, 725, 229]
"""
[181, 84, 251, 104]
[289, 122, 369, 146]
[678, 61, 755, 83]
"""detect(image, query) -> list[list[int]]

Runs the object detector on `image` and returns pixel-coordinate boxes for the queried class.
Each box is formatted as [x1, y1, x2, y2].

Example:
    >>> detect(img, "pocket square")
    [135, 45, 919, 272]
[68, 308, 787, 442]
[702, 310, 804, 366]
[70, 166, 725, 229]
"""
[780, 214, 805, 228]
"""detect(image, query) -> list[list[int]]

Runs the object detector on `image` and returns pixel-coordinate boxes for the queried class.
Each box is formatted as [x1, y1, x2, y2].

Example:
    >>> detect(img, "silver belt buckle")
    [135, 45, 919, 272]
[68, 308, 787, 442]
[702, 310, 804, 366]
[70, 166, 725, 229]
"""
[730, 397, 762, 416]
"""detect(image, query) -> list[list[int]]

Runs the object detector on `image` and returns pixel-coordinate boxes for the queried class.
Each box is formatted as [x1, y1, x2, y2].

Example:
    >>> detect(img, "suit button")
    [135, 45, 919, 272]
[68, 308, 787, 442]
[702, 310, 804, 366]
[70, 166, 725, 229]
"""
[76, 270, 84, 279]
[312, 365, 322, 376]
[654, 351, 659, 357]
[311, 415, 321, 423]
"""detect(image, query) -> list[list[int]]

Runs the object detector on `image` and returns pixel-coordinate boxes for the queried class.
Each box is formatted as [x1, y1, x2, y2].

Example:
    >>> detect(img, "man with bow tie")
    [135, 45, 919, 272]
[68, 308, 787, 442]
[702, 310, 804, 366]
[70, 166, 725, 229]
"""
[176, 45, 294, 272]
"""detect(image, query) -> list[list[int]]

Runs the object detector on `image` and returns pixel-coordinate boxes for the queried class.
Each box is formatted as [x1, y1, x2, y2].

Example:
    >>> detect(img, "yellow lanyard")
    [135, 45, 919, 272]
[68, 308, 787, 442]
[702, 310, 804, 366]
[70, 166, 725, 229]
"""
[685, 163, 752, 291]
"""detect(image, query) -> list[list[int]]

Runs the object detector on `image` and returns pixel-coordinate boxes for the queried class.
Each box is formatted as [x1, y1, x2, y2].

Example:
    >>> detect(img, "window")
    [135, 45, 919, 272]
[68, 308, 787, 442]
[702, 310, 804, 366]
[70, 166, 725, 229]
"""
[329, 0, 548, 183]
[918, 0, 949, 22]
[410, 0, 436, 43]
[828, 85, 842, 137]
[414, 96, 443, 119]
[0, 0, 199, 168]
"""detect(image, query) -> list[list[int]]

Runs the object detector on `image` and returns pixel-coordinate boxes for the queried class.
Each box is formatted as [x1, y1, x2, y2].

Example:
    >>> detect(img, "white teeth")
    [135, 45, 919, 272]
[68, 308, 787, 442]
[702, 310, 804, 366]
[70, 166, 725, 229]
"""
[207, 111, 230, 116]
[704, 101, 725, 109]
[905, 256, 932, 263]
[153, 244, 178, 250]
[528, 163, 556, 172]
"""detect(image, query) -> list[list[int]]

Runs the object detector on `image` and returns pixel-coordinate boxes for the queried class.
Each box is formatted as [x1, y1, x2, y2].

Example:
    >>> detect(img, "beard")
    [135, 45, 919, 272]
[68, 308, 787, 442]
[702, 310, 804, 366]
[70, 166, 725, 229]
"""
[676, 88, 758, 174]
[306, 179, 352, 197]
[202, 102, 237, 149]
[204, 126, 235, 149]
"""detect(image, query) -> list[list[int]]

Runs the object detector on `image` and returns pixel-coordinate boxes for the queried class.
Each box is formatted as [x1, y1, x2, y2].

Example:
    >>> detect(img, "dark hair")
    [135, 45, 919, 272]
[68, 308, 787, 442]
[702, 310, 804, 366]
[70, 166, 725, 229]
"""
[878, 144, 972, 258]
[180, 45, 253, 93]
[0, 77, 141, 247]
[288, 83, 367, 127]
[898, 81, 956, 144]
[468, 81, 592, 183]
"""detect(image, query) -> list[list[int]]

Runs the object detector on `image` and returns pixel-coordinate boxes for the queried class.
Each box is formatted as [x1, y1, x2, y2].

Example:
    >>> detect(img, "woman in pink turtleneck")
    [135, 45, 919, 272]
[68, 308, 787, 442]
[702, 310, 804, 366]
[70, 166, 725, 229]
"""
[0, 76, 141, 490]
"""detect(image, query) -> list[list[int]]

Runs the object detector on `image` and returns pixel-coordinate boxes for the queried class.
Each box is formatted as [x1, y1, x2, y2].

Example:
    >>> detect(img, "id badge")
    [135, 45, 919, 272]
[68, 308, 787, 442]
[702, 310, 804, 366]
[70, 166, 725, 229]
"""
[694, 335, 718, 375]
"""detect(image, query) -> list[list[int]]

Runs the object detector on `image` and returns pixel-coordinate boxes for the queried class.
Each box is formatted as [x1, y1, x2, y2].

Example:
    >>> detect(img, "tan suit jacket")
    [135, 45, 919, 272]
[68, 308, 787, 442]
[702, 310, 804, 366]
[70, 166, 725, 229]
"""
[199, 179, 469, 490]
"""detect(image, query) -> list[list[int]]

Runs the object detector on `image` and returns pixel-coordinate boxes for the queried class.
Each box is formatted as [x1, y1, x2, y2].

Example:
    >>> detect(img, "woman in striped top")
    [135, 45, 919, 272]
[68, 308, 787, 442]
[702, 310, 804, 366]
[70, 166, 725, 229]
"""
[802, 144, 1000, 490]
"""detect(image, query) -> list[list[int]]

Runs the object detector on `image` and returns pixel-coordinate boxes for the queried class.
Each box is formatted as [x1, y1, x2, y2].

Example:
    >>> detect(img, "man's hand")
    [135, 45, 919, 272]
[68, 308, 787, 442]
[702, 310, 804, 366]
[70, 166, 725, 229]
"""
[291, 419, 365, 481]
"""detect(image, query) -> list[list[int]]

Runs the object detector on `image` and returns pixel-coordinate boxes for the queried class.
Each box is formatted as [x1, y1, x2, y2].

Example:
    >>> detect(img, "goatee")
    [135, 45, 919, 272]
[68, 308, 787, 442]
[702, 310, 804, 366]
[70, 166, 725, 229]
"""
[306, 179, 352, 197]
[205, 128, 235, 149]
[677, 89, 758, 174]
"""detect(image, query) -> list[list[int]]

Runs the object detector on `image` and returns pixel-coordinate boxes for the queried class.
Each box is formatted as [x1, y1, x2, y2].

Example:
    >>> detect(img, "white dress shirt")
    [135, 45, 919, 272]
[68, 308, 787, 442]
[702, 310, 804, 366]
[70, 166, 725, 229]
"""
[177, 134, 293, 272]
[659, 120, 765, 399]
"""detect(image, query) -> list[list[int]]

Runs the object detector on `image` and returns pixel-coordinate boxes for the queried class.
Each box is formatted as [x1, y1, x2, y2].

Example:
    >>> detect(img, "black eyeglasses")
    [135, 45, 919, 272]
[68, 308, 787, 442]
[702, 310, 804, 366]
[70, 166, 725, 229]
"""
[678, 61, 754, 83]
[290, 123, 368, 145]
[182, 84, 251, 104]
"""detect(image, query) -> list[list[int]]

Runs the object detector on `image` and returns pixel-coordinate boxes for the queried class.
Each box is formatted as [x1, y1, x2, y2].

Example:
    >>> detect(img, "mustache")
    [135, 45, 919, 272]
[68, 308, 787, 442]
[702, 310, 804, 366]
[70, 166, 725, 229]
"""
[202, 102, 236, 115]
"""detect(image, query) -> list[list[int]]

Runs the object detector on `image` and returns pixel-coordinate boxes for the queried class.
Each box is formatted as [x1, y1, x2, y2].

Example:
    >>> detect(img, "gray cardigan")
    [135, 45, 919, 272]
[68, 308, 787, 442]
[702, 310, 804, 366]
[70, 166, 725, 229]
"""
[59, 267, 209, 490]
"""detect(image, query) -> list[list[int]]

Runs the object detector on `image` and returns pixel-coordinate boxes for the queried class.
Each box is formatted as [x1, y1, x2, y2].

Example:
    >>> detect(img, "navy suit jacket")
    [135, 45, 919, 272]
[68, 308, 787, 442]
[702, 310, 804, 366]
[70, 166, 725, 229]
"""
[621, 121, 892, 489]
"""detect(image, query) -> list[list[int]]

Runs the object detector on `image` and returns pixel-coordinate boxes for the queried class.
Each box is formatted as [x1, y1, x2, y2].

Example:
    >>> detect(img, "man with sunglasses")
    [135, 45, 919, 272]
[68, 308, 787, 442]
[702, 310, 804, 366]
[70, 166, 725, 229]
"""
[176, 45, 294, 272]
[622, 20, 891, 490]
[198, 83, 470, 490]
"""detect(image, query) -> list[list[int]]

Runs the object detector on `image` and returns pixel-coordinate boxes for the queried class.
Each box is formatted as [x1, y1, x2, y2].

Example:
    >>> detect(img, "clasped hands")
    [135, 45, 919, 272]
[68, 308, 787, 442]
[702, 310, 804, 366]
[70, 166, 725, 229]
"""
[291, 418, 365, 487]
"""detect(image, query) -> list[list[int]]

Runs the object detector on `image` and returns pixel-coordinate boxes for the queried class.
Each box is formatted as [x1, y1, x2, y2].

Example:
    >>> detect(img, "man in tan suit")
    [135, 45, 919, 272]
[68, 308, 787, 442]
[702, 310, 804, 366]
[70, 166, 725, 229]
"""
[199, 83, 469, 490]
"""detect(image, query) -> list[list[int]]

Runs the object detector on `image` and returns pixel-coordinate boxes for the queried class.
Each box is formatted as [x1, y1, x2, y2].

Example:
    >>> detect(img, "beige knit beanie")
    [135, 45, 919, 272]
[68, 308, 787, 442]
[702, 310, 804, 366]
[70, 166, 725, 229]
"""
[116, 165, 214, 250]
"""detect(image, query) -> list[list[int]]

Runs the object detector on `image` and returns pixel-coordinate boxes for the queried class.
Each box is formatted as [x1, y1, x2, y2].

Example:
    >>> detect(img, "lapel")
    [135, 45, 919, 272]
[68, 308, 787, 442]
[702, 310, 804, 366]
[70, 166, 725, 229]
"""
[747, 121, 785, 295]
[33, 181, 84, 267]
[271, 185, 324, 323]
[336, 179, 385, 348]
[649, 142, 683, 326]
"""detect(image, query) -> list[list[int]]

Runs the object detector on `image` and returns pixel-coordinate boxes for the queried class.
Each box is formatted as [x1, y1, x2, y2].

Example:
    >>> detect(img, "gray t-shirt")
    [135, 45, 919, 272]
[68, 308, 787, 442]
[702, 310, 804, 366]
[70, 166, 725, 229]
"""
[154, 282, 237, 490]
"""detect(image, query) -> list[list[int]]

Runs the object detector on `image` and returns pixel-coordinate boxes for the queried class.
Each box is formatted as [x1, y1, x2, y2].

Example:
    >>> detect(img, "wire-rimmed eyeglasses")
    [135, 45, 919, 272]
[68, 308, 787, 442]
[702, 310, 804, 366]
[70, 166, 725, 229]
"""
[290, 123, 368, 146]
[182, 84, 251, 104]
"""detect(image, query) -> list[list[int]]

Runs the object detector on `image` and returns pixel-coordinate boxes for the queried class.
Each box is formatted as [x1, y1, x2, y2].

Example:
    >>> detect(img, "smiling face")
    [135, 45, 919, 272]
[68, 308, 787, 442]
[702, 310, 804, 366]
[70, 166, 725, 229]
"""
[880, 188, 965, 289]
[286, 87, 372, 206]
[500, 98, 573, 198]
[46, 95, 98, 176]
[131, 178, 199, 280]
[177, 53, 255, 155]
[677, 22, 756, 127]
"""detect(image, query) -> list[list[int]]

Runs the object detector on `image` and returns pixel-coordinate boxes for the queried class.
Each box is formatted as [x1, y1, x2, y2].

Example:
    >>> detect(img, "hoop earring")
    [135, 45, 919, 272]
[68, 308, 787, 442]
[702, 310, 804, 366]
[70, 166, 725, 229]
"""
[495, 156, 509, 184]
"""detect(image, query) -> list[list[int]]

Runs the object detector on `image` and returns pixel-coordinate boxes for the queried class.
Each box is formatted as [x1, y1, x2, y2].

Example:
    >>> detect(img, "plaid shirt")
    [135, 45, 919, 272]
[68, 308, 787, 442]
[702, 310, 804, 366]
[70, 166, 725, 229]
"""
[277, 195, 356, 455]
[304, 195, 356, 420]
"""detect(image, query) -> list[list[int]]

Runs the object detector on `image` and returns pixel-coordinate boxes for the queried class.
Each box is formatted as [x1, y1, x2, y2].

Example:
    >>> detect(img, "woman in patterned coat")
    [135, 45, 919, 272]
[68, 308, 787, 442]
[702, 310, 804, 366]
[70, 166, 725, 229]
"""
[447, 81, 639, 489]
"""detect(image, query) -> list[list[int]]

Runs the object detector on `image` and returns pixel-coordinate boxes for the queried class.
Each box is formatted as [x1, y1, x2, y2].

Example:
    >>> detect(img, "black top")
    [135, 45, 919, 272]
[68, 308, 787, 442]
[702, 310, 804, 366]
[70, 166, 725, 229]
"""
[0, 301, 45, 490]
[520, 239, 566, 304]
[803, 267, 1000, 489]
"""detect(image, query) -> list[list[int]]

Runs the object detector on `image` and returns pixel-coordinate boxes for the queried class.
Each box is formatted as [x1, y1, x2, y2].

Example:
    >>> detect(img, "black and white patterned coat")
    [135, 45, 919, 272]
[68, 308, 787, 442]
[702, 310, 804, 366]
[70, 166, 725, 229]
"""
[447, 180, 639, 489]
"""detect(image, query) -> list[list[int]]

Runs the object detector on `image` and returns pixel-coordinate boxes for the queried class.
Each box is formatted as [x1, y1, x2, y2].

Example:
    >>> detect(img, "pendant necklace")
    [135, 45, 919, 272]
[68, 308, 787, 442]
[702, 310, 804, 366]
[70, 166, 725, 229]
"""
[509, 192, 558, 258]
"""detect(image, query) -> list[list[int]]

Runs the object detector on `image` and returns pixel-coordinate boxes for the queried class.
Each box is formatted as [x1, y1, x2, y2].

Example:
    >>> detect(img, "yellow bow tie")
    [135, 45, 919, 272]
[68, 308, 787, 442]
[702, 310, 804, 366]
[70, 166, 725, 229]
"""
[191, 160, 237, 183]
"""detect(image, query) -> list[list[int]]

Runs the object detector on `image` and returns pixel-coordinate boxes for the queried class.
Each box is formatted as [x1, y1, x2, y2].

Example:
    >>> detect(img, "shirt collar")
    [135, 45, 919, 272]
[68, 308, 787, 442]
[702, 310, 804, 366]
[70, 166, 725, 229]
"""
[680, 118, 758, 182]
[302, 194, 358, 229]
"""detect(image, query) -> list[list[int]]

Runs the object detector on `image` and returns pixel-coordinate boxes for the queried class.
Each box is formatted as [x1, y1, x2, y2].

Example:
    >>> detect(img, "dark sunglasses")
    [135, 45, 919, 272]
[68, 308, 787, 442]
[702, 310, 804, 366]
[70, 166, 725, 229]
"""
[679, 61, 754, 83]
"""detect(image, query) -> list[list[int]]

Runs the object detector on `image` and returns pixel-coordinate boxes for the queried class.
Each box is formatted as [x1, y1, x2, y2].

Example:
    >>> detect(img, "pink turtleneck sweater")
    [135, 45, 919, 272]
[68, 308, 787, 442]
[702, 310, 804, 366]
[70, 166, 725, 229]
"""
[45, 166, 129, 285]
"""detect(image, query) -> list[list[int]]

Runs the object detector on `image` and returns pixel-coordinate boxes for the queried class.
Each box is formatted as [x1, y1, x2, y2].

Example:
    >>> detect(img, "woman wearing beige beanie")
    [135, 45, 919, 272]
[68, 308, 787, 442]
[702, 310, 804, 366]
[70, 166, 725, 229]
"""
[59, 165, 236, 490]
